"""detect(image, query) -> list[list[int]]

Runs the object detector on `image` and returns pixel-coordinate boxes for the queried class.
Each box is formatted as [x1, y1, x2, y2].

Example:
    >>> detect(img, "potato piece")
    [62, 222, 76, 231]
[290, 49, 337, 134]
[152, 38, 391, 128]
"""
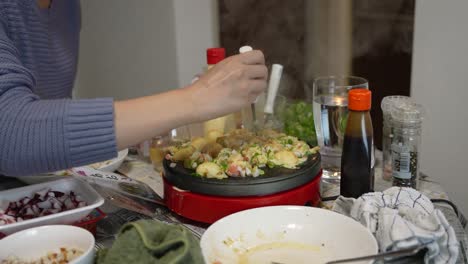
[196, 162, 227, 179]
[274, 150, 299, 168]
[258, 129, 282, 139]
[216, 135, 246, 149]
[292, 141, 310, 158]
[310, 146, 320, 154]
[217, 148, 233, 158]
[264, 141, 283, 153]
[201, 142, 223, 158]
[191, 137, 208, 151]
[172, 145, 196, 161]
[228, 152, 244, 163]
[251, 153, 268, 166]
[242, 146, 268, 166]
[183, 158, 194, 169]
[247, 137, 267, 146]
[166, 145, 179, 155]
[206, 130, 224, 143]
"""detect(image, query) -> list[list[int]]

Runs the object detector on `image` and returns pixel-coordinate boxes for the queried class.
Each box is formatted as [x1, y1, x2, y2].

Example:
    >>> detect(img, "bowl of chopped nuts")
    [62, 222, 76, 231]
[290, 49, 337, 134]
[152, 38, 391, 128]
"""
[0, 225, 95, 264]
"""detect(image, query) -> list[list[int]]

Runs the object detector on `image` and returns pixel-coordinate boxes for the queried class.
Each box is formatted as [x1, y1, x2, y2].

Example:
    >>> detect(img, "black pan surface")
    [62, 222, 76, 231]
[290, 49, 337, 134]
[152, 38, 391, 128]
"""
[163, 152, 321, 197]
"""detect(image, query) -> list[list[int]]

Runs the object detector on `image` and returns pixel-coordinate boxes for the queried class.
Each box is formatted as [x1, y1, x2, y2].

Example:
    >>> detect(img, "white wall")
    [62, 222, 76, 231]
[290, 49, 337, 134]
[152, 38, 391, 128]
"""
[173, 0, 219, 87]
[412, 0, 468, 214]
[74, 0, 218, 99]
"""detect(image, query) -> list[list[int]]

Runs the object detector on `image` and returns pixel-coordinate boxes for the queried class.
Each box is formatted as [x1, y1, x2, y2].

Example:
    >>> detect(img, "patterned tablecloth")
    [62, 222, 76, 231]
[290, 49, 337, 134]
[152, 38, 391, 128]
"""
[321, 152, 467, 262]
[1, 150, 463, 263]
[93, 151, 468, 263]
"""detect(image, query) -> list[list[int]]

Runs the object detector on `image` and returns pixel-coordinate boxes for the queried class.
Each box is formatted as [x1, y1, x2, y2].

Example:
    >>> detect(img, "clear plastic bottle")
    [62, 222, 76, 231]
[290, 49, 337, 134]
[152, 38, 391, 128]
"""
[381, 96, 412, 181]
[203, 48, 226, 138]
[150, 136, 166, 172]
[390, 102, 424, 188]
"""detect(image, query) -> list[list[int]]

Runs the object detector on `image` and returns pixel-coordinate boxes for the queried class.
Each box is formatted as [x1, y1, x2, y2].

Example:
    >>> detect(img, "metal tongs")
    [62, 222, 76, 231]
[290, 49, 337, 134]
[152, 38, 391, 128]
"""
[239, 46, 257, 127]
[325, 244, 427, 264]
[239, 45, 284, 132]
[270, 244, 427, 264]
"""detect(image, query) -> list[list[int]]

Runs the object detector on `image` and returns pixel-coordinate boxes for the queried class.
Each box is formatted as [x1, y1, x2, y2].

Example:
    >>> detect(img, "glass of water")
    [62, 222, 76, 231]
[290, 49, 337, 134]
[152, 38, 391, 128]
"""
[311, 76, 368, 182]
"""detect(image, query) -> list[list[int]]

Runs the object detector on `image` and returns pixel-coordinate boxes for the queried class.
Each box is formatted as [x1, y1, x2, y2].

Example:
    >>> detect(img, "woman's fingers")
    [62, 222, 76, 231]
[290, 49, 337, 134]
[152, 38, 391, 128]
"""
[249, 79, 267, 95]
[246, 64, 268, 80]
[245, 80, 267, 103]
[239, 50, 265, 65]
[189, 49, 268, 119]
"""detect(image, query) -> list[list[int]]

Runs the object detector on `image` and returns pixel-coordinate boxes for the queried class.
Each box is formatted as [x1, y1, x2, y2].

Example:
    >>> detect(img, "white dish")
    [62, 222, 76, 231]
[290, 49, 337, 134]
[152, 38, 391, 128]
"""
[0, 225, 95, 264]
[0, 178, 104, 236]
[17, 149, 128, 184]
[16, 173, 65, 185]
[201, 206, 378, 264]
[88, 148, 128, 172]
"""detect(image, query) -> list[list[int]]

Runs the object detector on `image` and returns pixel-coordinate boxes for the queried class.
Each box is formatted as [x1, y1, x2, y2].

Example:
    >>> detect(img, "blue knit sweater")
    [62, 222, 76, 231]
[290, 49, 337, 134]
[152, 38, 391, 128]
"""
[0, 0, 117, 176]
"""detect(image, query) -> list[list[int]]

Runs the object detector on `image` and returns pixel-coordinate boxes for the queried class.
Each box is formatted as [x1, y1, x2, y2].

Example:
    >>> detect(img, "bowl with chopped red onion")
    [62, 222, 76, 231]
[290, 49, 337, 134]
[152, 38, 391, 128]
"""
[0, 178, 104, 236]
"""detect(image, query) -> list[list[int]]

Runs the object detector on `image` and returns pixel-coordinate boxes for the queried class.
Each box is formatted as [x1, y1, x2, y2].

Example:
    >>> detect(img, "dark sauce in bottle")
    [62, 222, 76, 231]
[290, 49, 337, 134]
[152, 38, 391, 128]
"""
[341, 136, 374, 198]
[340, 89, 374, 198]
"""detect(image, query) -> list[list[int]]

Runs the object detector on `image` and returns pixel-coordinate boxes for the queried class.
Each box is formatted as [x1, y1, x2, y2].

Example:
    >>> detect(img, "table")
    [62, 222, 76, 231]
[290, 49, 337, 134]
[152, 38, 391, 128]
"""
[100, 152, 468, 263]
[1, 151, 467, 263]
[321, 151, 468, 263]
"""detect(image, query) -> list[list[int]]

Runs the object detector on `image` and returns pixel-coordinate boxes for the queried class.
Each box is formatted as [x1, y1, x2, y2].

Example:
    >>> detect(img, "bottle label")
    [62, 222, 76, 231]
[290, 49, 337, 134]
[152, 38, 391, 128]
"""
[141, 140, 150, 157]
[391, 143, 412, 179]
[371, 139, 375, 169]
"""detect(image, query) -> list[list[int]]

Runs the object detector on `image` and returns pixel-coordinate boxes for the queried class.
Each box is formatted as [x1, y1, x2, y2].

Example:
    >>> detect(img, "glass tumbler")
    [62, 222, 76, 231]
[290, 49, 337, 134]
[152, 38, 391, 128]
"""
[149, 126, 191, 172]
[311, 76, 368, 183]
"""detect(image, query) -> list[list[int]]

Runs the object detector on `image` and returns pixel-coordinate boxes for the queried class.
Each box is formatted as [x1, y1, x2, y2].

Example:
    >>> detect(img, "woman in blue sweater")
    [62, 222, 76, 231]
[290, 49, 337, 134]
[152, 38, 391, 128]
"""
[0, 0, 267, 176]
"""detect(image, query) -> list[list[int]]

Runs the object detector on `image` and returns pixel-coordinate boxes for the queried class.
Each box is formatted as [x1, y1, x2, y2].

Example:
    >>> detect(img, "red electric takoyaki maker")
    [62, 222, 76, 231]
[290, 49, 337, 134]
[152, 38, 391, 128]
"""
[163, 152, 322, 224]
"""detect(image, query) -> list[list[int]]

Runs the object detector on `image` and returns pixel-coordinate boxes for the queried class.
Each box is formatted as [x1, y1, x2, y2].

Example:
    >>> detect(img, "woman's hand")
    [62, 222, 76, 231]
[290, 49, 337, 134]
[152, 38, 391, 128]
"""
[114, 50, 267, 149]
[187, 50, 268, 121]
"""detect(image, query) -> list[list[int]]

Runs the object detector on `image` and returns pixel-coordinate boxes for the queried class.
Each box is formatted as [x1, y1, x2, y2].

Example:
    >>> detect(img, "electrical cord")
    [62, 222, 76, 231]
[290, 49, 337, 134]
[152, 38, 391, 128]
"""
[431, 199, 459, 217]
[321, 195, 339, 202]
[431, 198, 467, 228]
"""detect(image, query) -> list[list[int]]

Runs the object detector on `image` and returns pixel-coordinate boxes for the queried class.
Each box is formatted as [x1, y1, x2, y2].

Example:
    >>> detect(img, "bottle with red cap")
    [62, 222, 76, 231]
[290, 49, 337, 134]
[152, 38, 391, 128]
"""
[340, 88, 374, 198]
[206, 48, 225, 70]
[203, 48, 230, 141]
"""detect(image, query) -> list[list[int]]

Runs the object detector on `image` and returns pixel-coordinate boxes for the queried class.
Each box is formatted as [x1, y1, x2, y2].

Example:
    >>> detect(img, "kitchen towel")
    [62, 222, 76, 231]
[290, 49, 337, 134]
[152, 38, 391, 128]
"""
[96, 219, 204, 264]
[333, 187, 459, 264]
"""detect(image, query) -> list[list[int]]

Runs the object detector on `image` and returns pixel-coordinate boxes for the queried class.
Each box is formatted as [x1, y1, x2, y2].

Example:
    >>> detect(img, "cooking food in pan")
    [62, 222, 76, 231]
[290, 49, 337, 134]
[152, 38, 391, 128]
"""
[165, 129, 319, 179]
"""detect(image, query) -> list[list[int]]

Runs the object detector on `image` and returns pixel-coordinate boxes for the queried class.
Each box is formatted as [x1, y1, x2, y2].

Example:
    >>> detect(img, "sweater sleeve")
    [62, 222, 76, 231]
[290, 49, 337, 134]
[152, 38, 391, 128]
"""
[0, 18, 117, 176]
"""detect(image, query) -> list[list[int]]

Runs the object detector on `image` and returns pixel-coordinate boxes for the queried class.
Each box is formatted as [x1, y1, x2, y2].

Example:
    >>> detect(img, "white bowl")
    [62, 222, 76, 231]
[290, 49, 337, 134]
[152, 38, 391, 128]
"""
[17, 149, 128, 184]
[0, 225, 95, 264]
[89, 148, 128, 172]
[201, 206, 378, 264]
[0, 178, 104, 236]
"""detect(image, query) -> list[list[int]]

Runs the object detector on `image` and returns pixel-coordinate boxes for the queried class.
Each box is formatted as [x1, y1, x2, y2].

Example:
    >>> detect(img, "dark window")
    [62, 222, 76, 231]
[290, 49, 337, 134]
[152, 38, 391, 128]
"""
[218, 0, 415, 149]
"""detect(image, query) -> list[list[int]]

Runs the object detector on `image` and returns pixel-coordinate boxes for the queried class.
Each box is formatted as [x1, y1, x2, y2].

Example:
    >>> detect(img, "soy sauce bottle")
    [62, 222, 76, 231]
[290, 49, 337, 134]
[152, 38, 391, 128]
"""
[340, 89, 374, 198]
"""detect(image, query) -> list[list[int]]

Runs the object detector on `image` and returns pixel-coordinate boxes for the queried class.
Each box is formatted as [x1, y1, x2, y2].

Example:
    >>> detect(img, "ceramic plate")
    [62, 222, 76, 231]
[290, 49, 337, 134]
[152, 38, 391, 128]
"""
[17, 149, 128, 184]
[201, 206, 378, 264]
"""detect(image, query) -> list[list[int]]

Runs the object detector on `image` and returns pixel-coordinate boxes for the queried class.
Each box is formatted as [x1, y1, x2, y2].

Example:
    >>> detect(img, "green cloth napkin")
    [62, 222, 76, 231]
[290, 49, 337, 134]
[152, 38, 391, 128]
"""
[96, 220, 204, 264]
